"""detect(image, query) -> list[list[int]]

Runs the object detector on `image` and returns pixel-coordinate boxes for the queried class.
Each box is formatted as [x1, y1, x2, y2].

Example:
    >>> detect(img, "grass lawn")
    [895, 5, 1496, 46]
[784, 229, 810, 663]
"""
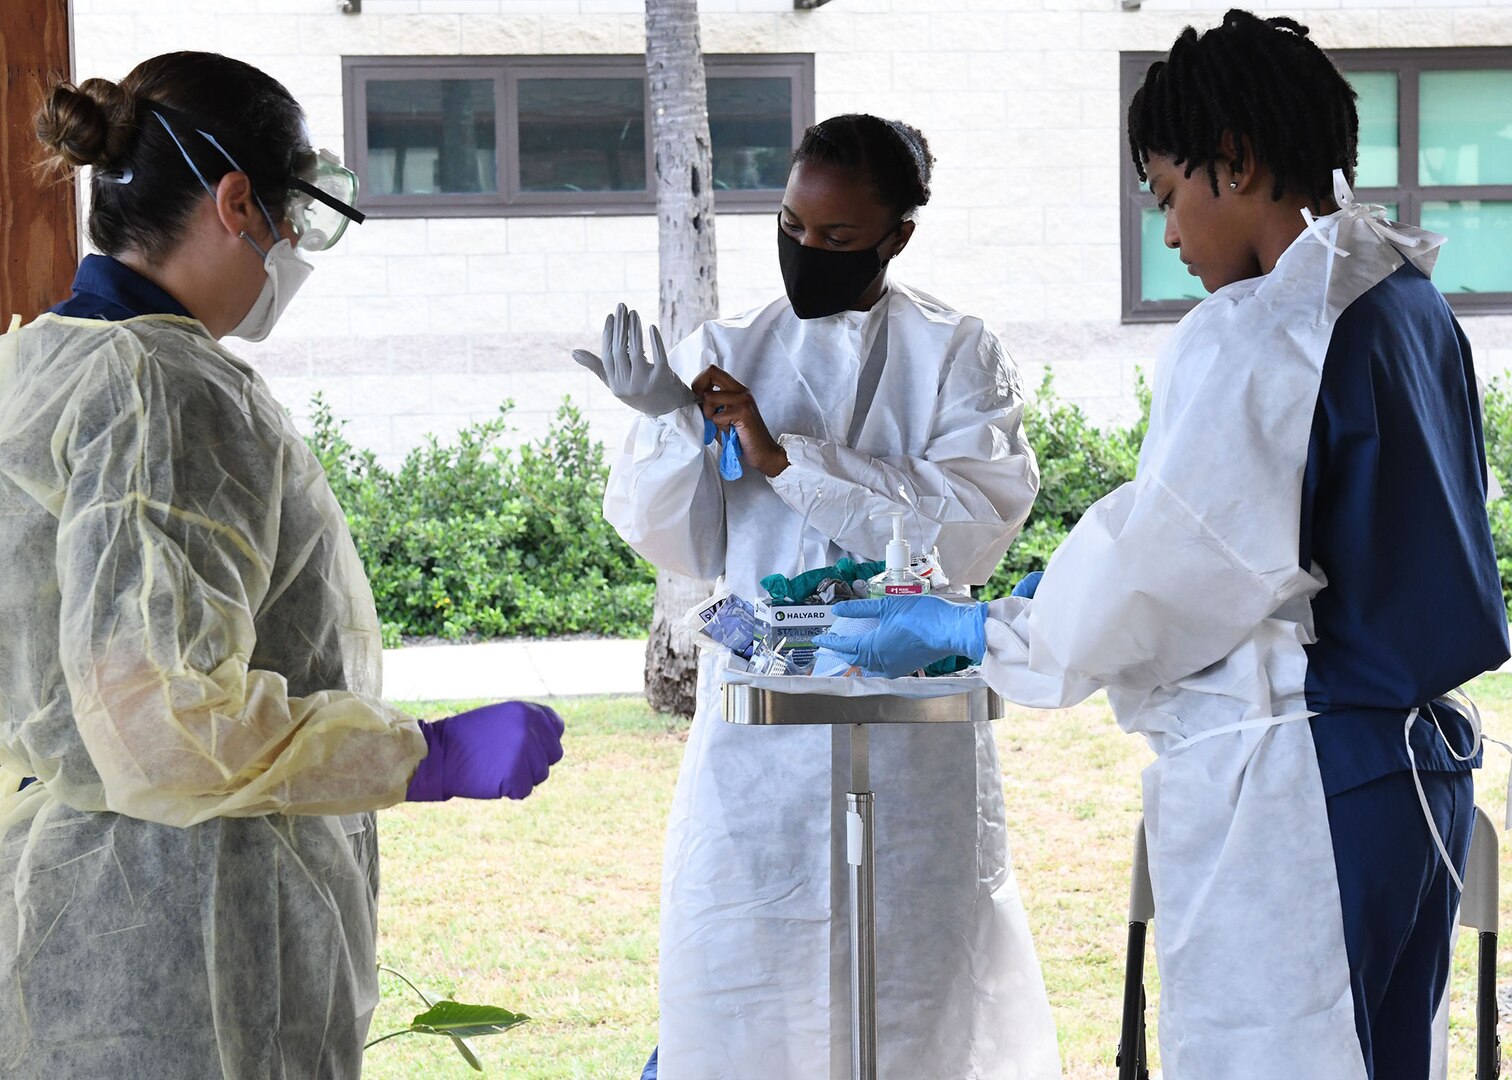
[362, 679, 1512, 1079]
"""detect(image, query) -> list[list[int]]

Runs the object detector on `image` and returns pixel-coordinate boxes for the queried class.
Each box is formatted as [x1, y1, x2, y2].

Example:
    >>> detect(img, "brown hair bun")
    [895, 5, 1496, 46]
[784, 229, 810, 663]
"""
[35, 77, 138, 173]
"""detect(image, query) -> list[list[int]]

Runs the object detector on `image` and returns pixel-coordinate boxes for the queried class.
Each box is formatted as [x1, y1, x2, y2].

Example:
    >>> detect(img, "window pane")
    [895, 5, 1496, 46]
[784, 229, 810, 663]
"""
[518, 78, 646, 193]
[1140, 208, 1205, 302]
[366, 79, 497, 196]
[1419, 71, 1512, 186]
[1421, 200, 1512, 294]
[708, 76, 794, 191]
[1347, 71, 1399, 188]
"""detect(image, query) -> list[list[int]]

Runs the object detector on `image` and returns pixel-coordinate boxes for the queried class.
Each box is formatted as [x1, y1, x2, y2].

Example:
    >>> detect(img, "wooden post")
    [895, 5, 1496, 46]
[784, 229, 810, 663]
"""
[1, 0, 77, 321]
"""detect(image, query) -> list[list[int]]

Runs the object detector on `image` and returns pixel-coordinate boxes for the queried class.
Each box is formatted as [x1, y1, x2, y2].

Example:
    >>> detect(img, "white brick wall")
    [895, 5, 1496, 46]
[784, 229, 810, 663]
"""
[75, 0, 1512, 467]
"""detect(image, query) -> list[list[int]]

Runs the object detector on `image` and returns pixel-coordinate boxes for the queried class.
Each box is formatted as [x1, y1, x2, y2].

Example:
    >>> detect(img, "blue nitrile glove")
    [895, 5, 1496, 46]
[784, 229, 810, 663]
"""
[406, 701, 565, 802]
[703, 416, 744, 480]
[1012, 571, 1044, 599]
[813, 596, 990, 679]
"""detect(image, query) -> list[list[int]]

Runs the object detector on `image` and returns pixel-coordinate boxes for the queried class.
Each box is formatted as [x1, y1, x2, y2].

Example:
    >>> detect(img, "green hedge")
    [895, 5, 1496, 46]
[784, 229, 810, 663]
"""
[309, 370, 1512, 645]
[306, 396, 654, 647]
[1478, 376, 1512, 616]
[981, 371, 1151, 600]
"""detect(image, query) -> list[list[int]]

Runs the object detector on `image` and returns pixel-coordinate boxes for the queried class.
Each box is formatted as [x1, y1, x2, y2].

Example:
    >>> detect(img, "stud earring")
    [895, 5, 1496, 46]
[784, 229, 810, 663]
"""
[1229, 181, 1238, 190]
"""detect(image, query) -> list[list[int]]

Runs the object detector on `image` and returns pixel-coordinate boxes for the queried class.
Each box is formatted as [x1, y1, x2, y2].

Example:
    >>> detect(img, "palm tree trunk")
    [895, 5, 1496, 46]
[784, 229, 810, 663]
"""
[642, 0, 719, 717]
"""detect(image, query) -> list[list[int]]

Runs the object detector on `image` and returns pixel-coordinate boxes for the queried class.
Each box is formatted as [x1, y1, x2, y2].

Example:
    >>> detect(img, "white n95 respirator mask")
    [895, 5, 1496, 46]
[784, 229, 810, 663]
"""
[146, 107, 349, 342]
[230, 235, 313, 342]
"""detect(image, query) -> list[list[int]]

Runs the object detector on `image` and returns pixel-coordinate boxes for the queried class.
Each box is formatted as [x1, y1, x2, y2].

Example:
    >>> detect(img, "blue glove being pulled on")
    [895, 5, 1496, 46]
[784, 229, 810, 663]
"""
[813, 596, 990, 679]
[704, 416, 744, 480]
[1012, 571, 1043, 599]
[406, 701, 565, 802]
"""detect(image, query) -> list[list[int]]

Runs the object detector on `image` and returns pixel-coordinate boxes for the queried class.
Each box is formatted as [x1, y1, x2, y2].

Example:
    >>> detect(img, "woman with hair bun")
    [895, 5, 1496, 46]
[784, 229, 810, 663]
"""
[0, 51, 564, 1078]
[576, 114, 1059, 1079]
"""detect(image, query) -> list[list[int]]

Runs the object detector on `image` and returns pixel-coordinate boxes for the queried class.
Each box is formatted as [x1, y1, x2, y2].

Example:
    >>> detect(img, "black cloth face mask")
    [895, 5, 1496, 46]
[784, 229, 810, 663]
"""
[777, 215, 901, 320]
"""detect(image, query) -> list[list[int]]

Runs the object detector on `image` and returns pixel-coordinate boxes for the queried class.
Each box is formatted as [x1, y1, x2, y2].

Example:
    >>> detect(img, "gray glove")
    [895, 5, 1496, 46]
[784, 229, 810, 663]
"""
[572, 303, 696, 417]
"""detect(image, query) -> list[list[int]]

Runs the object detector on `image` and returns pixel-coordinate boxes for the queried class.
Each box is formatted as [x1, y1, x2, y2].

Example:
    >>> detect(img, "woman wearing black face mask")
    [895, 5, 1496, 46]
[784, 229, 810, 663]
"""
[579, 114, 1055, 1080]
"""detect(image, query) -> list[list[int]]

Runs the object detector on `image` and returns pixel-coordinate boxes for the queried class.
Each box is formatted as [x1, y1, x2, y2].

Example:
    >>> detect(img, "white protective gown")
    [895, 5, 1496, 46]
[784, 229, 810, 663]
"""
[606, 283, 1062, 1080]
[0, 313, 427, 1079]
[976, 185, 1445, 1079]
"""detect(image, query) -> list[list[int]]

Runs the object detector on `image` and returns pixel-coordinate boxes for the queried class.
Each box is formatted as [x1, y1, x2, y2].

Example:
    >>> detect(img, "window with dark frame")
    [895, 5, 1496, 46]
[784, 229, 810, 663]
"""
[344, 54, 815, 217]
[1120, 47, 1512, 322]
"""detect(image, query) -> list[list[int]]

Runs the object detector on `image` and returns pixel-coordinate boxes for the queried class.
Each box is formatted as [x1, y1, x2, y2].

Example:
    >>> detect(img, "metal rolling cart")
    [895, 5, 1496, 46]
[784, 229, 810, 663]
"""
[723, 676, 1004, 1080]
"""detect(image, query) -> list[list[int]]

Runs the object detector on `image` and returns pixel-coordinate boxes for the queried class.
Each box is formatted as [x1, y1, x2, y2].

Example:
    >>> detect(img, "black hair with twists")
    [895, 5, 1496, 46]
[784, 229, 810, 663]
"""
[1127, 9, 1359, 205]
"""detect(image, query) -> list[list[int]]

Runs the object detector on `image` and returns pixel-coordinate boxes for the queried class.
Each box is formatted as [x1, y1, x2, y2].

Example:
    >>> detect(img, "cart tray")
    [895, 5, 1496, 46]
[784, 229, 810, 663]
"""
[723, 676, 1003, 726]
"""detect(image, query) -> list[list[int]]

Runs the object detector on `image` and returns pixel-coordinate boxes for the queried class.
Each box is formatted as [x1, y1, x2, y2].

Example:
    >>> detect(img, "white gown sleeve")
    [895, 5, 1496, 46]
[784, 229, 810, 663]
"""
[976, 310, 1323, 708]
[54, 341, 426, 827]
[978, 478, 1294, 708]
[767, 325, 1038, 585]
[602, 324, 727, 580]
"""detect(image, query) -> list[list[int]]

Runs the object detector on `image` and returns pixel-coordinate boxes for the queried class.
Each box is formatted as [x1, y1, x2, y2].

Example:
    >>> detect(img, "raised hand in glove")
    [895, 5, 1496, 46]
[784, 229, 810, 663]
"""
[572, 303, 695, 417]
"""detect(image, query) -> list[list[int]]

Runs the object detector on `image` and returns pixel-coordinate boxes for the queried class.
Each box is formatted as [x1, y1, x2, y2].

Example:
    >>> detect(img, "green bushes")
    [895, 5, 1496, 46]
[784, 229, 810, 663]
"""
[1478, 377, 1512, 617]
[982, 371, 1151, 600]
[306, 397, 654, 647]
[308, 369, 1512, 645]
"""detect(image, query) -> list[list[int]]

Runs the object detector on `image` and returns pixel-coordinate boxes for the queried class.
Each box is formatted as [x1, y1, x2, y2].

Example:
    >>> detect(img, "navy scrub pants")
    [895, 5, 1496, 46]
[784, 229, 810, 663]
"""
[1327, 768, 1476, 1080]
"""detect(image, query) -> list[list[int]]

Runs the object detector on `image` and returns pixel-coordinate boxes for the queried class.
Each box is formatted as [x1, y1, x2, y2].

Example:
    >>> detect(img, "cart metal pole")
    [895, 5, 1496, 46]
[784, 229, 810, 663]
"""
[847, 723, 877, 1080]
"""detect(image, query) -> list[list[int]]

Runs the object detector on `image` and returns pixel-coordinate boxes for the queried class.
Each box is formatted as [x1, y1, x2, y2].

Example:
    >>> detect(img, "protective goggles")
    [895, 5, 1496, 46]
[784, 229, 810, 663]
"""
[148, 103, 365, 253]
[286, 148, 364, 252]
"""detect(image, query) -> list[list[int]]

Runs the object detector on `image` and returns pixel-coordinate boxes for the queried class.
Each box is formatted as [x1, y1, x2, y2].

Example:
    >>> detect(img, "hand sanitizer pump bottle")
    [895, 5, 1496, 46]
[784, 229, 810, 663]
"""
[869, 513, 930, 596]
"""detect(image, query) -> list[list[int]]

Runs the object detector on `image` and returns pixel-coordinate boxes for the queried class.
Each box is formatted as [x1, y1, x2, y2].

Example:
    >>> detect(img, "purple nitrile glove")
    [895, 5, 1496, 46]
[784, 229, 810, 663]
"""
[406, 701, 565, 802]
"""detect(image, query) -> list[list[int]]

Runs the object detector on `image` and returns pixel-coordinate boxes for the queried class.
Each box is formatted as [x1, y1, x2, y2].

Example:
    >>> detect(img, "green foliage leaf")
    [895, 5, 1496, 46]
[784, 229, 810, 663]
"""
[409, 1000, 532, 1038]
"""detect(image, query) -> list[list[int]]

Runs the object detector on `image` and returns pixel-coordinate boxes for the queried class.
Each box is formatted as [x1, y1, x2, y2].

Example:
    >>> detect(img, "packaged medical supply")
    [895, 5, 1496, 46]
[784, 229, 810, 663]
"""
[911, 548, 949, 591]
[811, 615, 884, 677]
[684, 592, 758, 660]
[752, 600, 836, 676]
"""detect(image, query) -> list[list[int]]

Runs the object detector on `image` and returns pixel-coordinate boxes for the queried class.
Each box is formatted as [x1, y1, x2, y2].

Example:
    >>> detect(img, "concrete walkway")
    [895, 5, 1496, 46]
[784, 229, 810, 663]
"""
[382, 637, 647, 702]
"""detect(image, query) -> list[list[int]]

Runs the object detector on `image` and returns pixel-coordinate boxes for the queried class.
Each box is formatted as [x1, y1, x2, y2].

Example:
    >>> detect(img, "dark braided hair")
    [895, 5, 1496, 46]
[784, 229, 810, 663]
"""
[1127, 9, 1358, 205]
[792, 114, 935, 219]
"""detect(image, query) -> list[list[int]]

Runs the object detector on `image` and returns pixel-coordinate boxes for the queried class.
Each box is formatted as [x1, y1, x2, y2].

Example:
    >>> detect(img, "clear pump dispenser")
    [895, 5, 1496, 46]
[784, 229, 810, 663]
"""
[869, 513, 929, 596]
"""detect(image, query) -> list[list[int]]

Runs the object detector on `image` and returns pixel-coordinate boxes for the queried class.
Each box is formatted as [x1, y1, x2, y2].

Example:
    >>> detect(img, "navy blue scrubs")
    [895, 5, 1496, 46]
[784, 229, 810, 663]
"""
[14, 255, 193, 795]
[1301, 261, 1508, 1078]
[50, 252, 193, 322]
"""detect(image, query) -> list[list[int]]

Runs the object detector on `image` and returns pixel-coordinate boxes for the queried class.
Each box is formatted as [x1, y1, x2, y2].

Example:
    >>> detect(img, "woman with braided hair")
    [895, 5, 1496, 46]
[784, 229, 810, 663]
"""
[819, 13, 1506, 1078]
[575, 114, 1059, 1079]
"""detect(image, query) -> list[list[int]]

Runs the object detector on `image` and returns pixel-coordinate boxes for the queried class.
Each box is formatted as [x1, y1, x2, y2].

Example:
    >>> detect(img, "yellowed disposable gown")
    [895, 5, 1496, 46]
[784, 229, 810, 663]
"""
[0, 313, 426, 1079]
[606, 283, 1061, 1080]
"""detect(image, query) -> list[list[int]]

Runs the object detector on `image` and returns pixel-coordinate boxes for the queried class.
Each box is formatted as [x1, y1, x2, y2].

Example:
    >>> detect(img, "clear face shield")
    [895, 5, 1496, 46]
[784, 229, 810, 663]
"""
[285, 149, 364, 252]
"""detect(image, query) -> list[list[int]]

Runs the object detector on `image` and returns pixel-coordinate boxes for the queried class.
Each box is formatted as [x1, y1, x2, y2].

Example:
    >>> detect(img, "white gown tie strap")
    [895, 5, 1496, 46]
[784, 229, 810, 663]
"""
[1300, 169, 1426, 260]
[1403, 689, 1500, 893]
[1163, 709, 1315, 757]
